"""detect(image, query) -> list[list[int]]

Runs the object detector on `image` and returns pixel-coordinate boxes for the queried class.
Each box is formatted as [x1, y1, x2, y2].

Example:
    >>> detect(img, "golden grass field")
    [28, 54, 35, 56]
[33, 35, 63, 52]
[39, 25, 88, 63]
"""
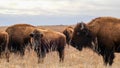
[0, 25, 120, 68]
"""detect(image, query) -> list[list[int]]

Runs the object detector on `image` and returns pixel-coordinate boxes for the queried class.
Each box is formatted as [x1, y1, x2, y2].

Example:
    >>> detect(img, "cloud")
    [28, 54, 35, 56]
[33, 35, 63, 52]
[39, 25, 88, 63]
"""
[0, 0, 119, 17]
[0, 0, 74, 15]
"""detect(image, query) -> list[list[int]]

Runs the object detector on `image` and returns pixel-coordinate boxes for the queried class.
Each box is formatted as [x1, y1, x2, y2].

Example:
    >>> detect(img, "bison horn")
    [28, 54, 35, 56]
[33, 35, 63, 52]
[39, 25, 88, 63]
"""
[80, 22, 85, 30]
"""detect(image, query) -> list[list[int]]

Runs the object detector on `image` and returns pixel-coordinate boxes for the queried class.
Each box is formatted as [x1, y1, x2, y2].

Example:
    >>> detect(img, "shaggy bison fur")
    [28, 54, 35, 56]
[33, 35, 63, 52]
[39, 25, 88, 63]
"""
[6, 24, 36, 56]
[0, 31, 9, 62]
[30, 28, 66, 63]
[63, 26, 74, 45]
[70, 17, 120, 66]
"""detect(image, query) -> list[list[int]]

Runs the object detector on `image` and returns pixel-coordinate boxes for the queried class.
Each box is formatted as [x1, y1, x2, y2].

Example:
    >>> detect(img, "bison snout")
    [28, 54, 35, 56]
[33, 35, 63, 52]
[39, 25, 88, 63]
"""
[70, 40, 77, 48]
[70, 40, 83, 51]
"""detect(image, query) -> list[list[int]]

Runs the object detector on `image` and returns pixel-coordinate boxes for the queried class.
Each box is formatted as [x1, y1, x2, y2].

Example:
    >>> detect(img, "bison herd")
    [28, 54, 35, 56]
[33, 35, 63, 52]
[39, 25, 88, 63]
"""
[0, 17, 120, 66]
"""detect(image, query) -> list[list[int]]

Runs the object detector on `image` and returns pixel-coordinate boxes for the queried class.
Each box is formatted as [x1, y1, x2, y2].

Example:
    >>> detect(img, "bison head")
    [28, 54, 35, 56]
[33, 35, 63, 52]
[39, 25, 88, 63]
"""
[70, 22, 93, 51]
[63, 26, 73, 45]
[30, 29, 43, 47]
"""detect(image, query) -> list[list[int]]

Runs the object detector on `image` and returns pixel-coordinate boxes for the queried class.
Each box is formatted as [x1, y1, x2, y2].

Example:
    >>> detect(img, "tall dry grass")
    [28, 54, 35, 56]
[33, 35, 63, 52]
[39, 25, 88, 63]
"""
[0, 46, 120, 68]
[0, 25, 120, 68]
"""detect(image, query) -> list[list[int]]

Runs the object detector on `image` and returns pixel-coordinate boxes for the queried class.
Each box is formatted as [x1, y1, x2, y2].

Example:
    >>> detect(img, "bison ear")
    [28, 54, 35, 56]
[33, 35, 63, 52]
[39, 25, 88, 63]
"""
[80, 22, 85, 30]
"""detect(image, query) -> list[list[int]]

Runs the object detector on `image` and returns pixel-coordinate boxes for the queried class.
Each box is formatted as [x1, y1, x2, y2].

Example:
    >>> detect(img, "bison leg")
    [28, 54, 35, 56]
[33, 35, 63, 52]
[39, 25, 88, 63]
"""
[0, 44, 4, 58]
[37, 53, 44, 63]
[103, 51, 109, 65]
[99, 46, 108, 66]
[5, 50, 10, 62]
[0, 52, 2, 58]
[19, 46, 25, 57]
[58, 47, 64, 62]
[36, 47, 46, 63]
[37, 52, 43, 63]
[108, 49, 115, 66]
[104, 48, 115, 66]
[38, 53, 46, 63]
[102, 48, 115, 66]
[4, 45, 10, 62]
[0, 47, 2, 58]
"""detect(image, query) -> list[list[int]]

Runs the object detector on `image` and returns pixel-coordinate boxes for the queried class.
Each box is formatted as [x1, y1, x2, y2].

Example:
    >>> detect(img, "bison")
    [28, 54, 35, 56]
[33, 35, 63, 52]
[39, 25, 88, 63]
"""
[30, 28, 66, 63]
[70, 17, 120, 66]
[63, 26, 74, 46]
[6, 24, 36, 56]
[0, 31, 9, 62]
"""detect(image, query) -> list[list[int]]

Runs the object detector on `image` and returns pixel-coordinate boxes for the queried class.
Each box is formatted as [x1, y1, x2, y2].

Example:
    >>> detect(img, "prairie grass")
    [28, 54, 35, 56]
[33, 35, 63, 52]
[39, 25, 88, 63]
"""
[0, 25, 120, 68]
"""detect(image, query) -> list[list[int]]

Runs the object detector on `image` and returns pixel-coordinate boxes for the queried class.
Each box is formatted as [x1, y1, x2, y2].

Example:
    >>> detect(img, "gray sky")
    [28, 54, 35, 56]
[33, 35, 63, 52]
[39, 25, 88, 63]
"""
[0, 0, 120, 26]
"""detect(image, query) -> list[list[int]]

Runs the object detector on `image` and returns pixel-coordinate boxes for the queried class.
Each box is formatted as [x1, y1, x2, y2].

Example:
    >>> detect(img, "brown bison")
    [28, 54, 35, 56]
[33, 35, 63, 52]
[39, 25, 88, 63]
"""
[0, 31, 9, 62]
[70, 17, 120, 66]
[6, 24, 36, 56]
[30, 28, 66, 63]
[63, 26, 74, 45]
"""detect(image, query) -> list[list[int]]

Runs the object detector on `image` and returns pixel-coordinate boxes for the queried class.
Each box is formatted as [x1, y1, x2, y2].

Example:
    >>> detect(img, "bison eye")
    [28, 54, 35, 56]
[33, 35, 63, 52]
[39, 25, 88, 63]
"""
[76, 31, 86, 36]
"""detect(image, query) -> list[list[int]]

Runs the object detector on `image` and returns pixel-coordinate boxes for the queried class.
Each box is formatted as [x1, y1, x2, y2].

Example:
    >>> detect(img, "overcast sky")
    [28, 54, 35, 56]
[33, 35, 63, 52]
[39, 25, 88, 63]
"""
[0, 0, 120, 26]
